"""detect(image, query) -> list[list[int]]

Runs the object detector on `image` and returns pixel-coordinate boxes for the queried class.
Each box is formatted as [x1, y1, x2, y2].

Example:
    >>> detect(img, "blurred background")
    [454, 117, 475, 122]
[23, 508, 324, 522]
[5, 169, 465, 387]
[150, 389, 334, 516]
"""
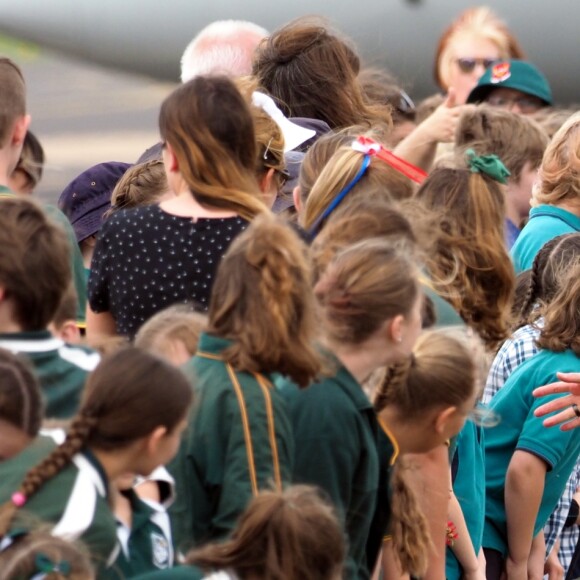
[2, 34, 176, 204]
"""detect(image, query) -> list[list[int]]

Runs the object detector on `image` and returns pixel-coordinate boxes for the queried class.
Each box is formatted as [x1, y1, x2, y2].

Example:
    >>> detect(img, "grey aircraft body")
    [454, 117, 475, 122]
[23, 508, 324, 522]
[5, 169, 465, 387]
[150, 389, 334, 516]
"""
[0, 0, 577, 102]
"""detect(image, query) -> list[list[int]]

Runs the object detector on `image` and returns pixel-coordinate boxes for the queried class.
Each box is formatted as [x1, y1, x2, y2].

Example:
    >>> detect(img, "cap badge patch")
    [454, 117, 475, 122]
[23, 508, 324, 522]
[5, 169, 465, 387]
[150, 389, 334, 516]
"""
[491, 62, 511, 84]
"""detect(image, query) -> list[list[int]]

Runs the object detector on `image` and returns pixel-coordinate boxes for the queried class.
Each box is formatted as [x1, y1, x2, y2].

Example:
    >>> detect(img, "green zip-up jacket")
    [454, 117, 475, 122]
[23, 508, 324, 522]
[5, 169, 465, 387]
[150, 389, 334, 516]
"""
[169, 333, 293, 553]
[278, 360, 381, 580]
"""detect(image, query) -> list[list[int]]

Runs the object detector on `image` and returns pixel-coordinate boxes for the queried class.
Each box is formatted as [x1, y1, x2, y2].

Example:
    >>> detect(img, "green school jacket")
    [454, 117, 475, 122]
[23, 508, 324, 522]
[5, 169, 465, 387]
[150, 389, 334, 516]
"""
[0, 441, 119, 576]
[278, 360, 381, 580]
[0, 189, 88, 326]
[0, 330, 100, 419]
[132, 564, 206, 579]
[483, 349, 580, 557]
[114, 488, 173, 576]
[169, 333, 293, 553]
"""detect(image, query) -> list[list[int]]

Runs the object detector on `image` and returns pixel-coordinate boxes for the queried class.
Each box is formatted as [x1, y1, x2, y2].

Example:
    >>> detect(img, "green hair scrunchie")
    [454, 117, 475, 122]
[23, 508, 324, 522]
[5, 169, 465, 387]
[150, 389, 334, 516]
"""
[465, 149, 511, 185]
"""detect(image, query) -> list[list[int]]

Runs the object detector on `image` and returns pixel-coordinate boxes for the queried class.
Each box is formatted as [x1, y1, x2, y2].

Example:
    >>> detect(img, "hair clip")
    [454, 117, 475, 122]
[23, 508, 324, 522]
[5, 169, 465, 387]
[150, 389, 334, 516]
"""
[0, 529, 27, 553]
[30, 554, 71, 580]
[263, 138, 273, 160]
[11, 491, 26, 507]
[465, 148, 511, 184]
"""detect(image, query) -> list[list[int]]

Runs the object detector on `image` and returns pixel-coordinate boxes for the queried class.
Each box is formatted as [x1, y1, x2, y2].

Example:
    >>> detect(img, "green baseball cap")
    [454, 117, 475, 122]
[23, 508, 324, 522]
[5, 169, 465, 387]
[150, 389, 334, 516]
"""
[467, 60, 553, 106]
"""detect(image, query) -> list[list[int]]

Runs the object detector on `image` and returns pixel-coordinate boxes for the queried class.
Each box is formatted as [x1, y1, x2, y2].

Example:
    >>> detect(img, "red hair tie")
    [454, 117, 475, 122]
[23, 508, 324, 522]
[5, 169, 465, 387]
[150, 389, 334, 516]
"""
[353, 136, 428, 185]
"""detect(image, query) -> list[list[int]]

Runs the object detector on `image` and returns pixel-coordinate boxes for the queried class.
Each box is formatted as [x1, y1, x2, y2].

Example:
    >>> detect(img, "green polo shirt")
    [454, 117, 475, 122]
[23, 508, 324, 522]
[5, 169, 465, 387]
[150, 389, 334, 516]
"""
[446, 419, 486, 580]
[0, 330, 100, 418]
[483, 349, 580, 557]
[0, 188, 88, 326]
[0, 441, 119, 576]
[278, 358, 380, 580]
[169, 333, 293, 553]
[114, 488, 173, 576]
[510, 205, 580, 274]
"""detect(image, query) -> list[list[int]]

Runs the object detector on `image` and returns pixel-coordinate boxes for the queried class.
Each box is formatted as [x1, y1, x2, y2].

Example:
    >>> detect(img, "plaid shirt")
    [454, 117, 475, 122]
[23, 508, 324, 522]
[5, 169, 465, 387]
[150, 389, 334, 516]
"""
[548, 464, 580, 572]
[483, 323, 541, 405]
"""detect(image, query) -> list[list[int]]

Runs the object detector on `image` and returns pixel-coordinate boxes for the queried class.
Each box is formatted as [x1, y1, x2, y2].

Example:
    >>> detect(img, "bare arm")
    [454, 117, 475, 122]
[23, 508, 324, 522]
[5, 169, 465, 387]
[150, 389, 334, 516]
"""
[85, 305, 117, 341]
[448, 468, 485, 580]
[504, 450, 547, 580]
[405, 445, 449, 580]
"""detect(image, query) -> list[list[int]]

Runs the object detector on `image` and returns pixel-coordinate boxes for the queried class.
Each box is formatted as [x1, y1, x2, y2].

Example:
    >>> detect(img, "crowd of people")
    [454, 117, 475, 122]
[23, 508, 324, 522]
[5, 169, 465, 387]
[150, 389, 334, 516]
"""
[0, 5, 579, 580]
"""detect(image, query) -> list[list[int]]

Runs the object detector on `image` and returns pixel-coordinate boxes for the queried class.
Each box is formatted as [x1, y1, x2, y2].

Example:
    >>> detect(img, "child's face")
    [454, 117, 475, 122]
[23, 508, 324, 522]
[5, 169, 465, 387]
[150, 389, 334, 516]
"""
[510, 161, 539, 220]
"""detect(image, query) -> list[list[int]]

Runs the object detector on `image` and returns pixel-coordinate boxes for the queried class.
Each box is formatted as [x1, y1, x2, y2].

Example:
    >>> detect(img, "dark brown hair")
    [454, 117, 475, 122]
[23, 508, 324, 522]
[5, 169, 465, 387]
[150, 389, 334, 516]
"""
[0, 348, 193, 536]
[253, 17, 392, 130]
[159, 75, 267, 221]
[314, 238, 420, 346]
[0, 197, 71, 331]
[186, 486, 345, 580]
[0, 58, 26, 147]
[456, 105, 549, 181]
[0, 348, 43, 437]
[536, 261, 580, 355]
[517, 233, 580, 327]
[415, 165, 515, 349]
[207, 214, 321, 387]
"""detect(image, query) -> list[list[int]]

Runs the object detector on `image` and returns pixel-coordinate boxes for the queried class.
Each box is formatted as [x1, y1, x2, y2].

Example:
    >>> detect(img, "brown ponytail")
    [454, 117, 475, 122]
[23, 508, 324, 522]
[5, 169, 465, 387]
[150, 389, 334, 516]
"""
[389, 461, 431, 576]
[208, 214, 321, 386]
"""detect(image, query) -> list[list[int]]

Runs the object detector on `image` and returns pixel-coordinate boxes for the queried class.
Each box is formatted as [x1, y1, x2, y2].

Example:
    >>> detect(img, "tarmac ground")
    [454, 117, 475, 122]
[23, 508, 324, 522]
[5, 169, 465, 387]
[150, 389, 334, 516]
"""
[2, 34, 176, 204]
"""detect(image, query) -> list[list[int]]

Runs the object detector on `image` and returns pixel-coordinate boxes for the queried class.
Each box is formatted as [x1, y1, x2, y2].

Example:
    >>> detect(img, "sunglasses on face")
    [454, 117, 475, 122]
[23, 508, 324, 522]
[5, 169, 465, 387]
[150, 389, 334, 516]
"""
[455, 57, 498, 74]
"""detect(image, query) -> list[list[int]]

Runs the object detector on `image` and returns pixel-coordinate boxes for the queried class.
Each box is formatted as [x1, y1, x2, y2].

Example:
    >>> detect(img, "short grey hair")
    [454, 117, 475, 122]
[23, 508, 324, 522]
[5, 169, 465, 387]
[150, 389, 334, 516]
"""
[180, 20, 269, 82]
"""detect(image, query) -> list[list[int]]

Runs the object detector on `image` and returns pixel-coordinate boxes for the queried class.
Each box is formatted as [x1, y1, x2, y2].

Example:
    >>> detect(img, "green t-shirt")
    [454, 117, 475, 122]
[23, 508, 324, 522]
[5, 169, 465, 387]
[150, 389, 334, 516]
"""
[510, 205, 580, 274]
[169, 333, 293, 553]
[0, 330, 99, 418]
[0, 441, 119, 576]
[278, 359, 380, 580]
[483, 349, 580, 556]
[446, 419, 486, 580]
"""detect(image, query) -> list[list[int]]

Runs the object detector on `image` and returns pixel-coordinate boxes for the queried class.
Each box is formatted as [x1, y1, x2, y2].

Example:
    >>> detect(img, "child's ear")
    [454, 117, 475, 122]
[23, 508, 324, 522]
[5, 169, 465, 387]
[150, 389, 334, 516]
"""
[164, 142, 179, 173]
[434, 406, 458, 435]
[386, 315, 405, 344]
[12, 115, 31, 147]
[146, 426, 168, 456]
[293, 185, 302, 213]
[59, 320, 81, 344]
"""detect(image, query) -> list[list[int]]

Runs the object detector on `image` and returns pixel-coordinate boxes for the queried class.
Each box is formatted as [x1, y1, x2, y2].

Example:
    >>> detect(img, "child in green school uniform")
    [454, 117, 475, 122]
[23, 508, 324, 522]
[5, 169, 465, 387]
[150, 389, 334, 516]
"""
[169, 215, 322, 552]
[0, 348, 193, 578]
[371, 329, 481, 579]
[113, 467, 176, 575]
[279, 238, 424, 580]
[0, 197, 100, 419]
[482, 264, 580, 580]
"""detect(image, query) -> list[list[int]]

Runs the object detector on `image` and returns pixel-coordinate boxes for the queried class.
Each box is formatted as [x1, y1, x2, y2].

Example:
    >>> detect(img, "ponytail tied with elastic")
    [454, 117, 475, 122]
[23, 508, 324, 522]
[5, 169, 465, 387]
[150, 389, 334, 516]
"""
[30, 553, 71, 579]
[465, 149, 511, 184]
